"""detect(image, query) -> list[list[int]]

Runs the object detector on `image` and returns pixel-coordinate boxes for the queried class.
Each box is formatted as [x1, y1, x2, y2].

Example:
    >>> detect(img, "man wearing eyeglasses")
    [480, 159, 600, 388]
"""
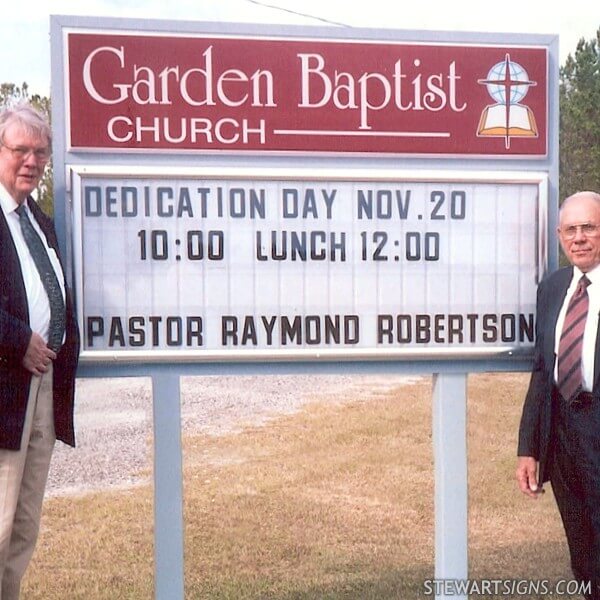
[0, 103, 79, 599]
[517, 190, 600, 600]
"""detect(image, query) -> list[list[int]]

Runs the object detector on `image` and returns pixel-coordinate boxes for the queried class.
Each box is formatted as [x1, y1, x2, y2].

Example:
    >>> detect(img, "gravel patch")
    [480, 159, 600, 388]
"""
[46, 374, 420, 497]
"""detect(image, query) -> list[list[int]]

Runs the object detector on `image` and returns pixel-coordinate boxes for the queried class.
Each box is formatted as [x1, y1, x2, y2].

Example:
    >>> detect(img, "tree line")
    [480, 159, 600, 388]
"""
[560, 27, 600, 199]
[1, 27, 599, 216]
[0, 83, 53, 215]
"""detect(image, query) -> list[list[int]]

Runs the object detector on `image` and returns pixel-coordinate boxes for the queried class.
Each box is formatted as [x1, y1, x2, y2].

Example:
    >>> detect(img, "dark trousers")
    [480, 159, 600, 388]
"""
[550, 389, 600, 600]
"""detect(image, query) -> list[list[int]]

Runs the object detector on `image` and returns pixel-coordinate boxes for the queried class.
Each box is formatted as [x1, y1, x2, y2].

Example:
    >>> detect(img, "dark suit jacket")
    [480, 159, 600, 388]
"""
[0, 197, 79, 450]
[517, 265, 598, 483]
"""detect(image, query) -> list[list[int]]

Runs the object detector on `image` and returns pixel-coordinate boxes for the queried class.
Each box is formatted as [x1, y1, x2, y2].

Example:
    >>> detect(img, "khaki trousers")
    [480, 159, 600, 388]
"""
[0, 366, 55, 600]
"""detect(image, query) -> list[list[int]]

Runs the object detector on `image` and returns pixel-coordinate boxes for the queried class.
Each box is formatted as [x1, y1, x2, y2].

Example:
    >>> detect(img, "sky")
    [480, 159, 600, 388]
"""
[2, 0, 600, 96]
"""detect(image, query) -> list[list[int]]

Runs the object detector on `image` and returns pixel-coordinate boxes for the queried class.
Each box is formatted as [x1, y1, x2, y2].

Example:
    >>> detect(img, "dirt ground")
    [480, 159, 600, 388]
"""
[47, 373, 419, 496]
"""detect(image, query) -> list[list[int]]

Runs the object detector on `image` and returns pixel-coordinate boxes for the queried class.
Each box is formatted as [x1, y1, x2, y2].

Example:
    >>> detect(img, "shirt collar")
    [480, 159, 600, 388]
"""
[0, 182, 23, 216]
[574, 264, 600, 287]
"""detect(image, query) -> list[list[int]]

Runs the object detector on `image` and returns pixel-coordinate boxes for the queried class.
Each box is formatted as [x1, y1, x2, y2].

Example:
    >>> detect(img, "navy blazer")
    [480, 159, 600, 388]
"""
[0, 197, 79, 450]
[517, 265, 600, 483]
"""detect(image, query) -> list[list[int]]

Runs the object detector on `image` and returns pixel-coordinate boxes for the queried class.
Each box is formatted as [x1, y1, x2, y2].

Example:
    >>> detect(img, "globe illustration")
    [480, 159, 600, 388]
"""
[484, 60, 531, 105]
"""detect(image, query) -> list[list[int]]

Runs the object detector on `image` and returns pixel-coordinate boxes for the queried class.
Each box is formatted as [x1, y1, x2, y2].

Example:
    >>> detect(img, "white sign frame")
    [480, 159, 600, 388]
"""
[69, 164, 548, 363]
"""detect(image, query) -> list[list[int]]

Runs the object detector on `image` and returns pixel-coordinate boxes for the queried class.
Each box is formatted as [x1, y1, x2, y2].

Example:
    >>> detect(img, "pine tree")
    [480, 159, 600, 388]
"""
[559, 28, 600, 200]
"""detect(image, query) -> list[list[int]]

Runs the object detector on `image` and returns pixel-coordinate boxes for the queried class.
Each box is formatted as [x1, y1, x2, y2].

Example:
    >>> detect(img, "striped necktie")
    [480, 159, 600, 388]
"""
[15, 204, 66, 352]
[557, 275, 591, 402]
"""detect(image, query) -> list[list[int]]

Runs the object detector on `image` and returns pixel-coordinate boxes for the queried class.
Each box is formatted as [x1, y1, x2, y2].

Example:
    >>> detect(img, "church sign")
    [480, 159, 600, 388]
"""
[54, 20, 554, 362]
[51, 19, 557, 600]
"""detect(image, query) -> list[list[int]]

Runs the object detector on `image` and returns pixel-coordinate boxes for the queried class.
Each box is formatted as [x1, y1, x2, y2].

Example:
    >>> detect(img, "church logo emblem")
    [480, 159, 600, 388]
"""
[477, 54, 538, 149]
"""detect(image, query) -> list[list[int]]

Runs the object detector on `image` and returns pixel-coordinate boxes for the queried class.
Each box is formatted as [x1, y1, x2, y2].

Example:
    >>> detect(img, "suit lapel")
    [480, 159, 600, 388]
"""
[543, 268, 572, 372]
[0, 201, 29, 320]
[594, 301, 600, 392]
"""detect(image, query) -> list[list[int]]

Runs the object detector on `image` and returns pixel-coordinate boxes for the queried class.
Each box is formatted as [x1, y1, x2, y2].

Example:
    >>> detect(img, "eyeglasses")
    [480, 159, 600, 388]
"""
[559, 223, 600, 240]
[1, 143, 50, 162]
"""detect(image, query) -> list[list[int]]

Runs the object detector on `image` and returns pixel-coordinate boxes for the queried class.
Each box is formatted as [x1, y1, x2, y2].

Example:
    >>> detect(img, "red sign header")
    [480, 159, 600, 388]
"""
[66, 32, 548, 156]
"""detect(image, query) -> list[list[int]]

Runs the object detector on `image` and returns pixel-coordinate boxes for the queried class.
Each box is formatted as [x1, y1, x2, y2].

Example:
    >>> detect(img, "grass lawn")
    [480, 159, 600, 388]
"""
[23, 373, 578, 599]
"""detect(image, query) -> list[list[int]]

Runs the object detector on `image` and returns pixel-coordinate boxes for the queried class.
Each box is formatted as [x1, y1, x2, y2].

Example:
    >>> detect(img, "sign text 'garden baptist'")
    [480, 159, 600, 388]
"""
[66, 32, 548, 156]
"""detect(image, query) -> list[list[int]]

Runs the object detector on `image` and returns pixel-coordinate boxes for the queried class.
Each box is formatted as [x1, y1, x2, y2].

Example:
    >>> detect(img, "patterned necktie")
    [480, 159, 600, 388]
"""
[15, 204, 66, 352]
[557, 275, 591, 402]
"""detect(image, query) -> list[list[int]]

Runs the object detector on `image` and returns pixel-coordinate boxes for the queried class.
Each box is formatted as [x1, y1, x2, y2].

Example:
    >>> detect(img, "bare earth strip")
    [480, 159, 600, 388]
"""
[47, 374, 420, 497]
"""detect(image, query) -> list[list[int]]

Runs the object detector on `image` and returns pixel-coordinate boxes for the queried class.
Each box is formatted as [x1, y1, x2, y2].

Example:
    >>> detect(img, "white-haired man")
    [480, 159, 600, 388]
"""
[0, 103, 79, 598]
[518, 191, 600, 600]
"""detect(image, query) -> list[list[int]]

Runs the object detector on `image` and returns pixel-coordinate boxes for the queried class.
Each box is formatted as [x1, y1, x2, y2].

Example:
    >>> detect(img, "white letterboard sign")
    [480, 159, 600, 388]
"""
[71, 167, 546, 361]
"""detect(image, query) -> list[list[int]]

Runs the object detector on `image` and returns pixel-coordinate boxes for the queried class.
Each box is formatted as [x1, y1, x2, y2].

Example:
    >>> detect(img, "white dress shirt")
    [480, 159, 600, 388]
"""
[0, 184, 66, 345]
[554, 265, 600, 391]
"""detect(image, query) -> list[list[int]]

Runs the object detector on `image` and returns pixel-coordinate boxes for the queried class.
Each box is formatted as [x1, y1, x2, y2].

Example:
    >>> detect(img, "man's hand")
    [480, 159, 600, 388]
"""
[22, 332, 56, 376]
[516, 456, 543, 499]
